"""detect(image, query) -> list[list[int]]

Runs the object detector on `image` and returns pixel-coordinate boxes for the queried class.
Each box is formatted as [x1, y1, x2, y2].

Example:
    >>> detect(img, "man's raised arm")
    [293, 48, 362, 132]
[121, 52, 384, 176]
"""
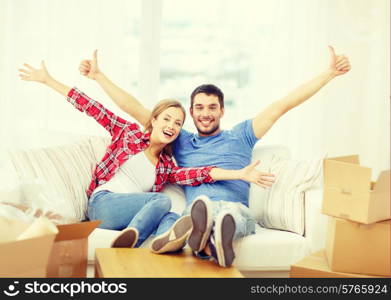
[252, 46, 351, 139]
[79, 50, 151, 126]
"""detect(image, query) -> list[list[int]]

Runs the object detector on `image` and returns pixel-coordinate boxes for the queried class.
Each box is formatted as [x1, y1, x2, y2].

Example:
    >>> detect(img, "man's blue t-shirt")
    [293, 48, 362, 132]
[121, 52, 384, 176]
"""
[173, 119, 259, 207]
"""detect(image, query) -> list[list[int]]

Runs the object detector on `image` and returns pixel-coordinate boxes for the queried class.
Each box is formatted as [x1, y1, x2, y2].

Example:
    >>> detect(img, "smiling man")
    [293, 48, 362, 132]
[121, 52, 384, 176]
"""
[79, 46, 351, 267]
[190, 87, 224, 136]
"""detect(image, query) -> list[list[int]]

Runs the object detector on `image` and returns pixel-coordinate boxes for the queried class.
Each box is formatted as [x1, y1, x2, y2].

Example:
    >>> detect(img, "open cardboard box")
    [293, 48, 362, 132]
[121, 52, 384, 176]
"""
[290, 250, 387, 278]
[47, 220, 100, 278]
[0, 202, 100, 277]
[322, 155, 390, 224]
[326, 217, 391, 277]
[0, 217, 57, 277]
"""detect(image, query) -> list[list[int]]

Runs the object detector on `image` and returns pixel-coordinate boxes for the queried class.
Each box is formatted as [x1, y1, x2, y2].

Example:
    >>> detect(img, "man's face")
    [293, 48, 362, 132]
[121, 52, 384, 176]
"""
[190, 93, 224, 136]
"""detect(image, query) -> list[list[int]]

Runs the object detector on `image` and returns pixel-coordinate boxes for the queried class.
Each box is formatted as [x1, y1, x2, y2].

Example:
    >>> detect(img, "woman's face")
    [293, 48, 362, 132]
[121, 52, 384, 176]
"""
[151, 107, 184, 144]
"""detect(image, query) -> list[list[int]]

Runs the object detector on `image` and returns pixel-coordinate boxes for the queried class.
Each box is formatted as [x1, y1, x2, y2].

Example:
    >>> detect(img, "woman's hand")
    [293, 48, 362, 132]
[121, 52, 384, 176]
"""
[18, 61, 51, 84]
[18, 61, 71, 96]
[328, 45, 351, 77]
[239, 160, 275, 188]
[79, 49, 101, 80]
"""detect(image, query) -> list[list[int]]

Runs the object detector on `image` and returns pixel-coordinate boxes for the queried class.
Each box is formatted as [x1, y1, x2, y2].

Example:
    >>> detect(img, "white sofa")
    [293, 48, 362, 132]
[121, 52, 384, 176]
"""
[3, 134, 328, 277]
[88, 186, 327, 277]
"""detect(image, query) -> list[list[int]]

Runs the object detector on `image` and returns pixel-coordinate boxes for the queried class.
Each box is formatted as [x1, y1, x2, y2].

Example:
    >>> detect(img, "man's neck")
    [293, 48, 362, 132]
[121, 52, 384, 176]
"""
[197, 128, 222, 137]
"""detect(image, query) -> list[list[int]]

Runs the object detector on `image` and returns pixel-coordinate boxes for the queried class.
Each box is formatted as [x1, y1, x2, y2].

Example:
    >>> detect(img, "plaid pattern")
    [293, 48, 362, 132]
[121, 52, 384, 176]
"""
[67, 88, 215, 198]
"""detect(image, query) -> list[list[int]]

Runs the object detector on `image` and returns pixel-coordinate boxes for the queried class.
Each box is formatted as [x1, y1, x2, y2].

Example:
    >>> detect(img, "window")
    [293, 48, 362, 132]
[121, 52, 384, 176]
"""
[159, 0, 277, 129]
[2, 0, 141, 142]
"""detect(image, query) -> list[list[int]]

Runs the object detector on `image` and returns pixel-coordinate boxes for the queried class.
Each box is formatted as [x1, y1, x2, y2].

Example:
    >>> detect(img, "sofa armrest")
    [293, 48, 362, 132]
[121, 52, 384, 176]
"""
[304, 187, 328, 252]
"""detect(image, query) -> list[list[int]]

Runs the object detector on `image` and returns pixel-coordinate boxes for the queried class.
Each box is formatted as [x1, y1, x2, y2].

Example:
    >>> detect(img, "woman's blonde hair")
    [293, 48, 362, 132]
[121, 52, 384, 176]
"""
[144, 99, 186, 156]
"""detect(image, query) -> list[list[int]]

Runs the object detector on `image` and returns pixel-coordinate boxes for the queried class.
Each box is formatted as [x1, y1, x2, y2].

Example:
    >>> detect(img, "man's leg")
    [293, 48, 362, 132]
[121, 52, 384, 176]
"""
[187, 195, 214, 252]
[219, 201, 257, 241]
[189, 199, 256, 267]
[209, 201, 256, 267]
[207, 212, 236, 268]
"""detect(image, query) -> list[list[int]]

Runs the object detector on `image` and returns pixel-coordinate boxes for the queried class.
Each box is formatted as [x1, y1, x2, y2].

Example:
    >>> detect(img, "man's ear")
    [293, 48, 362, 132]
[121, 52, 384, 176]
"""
[190, 107, 194, 118]
[220, 107, 225, 118]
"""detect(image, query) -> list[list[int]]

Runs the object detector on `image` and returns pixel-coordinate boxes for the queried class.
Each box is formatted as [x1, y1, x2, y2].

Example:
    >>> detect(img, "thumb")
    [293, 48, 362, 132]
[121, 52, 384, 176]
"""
[41, 60, 46, 69]
[93, 49, 98, 62]
[248, 160, 260, 169]
[328, 45, 336, 60]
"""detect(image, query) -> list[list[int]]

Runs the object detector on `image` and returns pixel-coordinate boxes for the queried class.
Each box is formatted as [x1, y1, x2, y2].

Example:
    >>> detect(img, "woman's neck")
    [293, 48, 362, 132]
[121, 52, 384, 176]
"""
[147, 135, 165, 158]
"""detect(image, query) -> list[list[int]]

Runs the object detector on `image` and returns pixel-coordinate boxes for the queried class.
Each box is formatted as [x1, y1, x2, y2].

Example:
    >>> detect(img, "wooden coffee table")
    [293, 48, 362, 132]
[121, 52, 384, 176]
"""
[95, 248, 243, 278]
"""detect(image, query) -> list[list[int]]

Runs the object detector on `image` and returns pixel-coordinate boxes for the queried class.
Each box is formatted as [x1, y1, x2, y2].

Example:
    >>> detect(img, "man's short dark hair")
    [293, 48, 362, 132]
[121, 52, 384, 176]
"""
[190, 84, 224, 108]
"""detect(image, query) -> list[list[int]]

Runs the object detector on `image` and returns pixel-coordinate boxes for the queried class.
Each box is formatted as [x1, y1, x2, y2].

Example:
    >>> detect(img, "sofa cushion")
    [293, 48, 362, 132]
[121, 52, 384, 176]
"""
[233, 225, 309, 270]
[8, 136, 109, 220]
[249, 144, 290, 219]
[0, 165, 22, 204]
[250, 145, 325, 235]
[160, 185, 186, 215]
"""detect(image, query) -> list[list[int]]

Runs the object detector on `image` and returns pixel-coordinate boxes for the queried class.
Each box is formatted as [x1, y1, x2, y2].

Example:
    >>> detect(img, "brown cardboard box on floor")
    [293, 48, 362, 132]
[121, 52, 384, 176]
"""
[322, 155, 390, 224]
[0, 217, 57, 277]
[290, 250, 387, 278]
[47, 220, 100, 278]
[326, 217, 391, 277]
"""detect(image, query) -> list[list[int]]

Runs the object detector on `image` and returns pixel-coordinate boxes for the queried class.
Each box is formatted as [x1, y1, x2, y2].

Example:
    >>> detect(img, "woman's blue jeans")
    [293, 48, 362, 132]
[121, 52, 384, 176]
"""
[88, 190, 179, 247]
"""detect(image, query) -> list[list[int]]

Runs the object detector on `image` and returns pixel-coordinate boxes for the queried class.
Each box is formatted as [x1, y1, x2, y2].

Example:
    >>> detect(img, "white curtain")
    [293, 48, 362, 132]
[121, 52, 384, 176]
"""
[158, 0, 389, 178]
[1, 0, 389, 179]
[251, 0, 390, 179]
[0, 0, 145, 150]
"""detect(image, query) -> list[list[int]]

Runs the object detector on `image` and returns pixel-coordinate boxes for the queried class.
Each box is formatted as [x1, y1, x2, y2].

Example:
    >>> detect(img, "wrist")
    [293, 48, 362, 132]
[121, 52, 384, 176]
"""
[324, 69, 337, 80]
[237, 169, 245, 181]
[94, 71, 105, 82]
[44, 75, 54, 86]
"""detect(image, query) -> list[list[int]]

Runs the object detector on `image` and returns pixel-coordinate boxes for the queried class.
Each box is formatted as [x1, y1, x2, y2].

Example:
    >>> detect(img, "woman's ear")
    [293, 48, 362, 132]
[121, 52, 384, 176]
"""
[151, 117, 157, 129]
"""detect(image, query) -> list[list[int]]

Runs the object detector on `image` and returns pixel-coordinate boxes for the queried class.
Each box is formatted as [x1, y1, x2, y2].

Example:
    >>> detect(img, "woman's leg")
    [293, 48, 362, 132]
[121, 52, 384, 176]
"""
[155, 212, 180, 236]
[88, 191, 171, 246]
[150, 212, 193, 254]
[127, 194, 172, 247]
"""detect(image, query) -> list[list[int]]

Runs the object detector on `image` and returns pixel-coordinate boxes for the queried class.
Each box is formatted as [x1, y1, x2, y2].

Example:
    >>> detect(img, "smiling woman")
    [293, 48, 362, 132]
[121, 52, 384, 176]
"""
[144, 99, 186, 155]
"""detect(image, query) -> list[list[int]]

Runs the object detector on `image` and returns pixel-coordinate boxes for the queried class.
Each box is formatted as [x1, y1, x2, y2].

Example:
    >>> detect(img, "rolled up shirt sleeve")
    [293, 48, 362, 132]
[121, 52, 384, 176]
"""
[67, 87, 131, 137]
[168, 166, 216, 186]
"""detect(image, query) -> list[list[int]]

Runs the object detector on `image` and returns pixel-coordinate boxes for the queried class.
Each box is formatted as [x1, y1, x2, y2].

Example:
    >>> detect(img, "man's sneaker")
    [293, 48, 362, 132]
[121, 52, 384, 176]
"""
[208, 212, 236, 267]
[188, 195, 213, 252]
[150, 215, 193, 254]
[111, 227, 138, 248]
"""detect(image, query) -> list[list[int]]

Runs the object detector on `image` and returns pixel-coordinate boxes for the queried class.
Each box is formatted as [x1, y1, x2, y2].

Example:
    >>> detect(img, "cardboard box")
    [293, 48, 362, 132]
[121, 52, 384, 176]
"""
[323, 155, 390, 224]
[326, 217, 391, 276]
[47, 220, 100, 278]
[0, 217, 57, 277]
[290, 251, 387, 278]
